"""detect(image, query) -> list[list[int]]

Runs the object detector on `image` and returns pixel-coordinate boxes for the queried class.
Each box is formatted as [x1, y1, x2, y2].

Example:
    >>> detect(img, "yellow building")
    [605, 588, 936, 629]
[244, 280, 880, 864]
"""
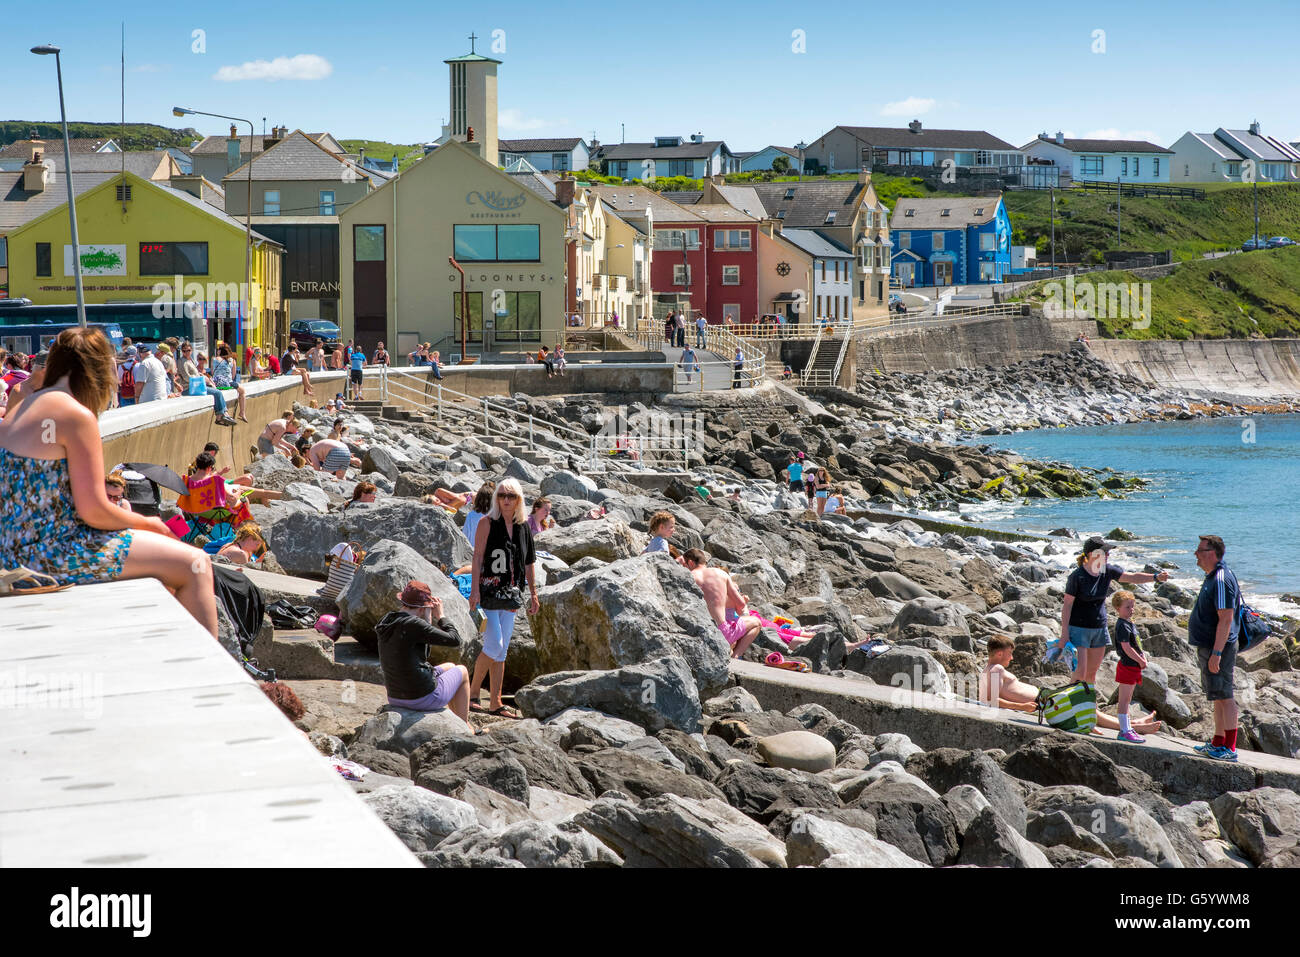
[4, 161, 285, 350]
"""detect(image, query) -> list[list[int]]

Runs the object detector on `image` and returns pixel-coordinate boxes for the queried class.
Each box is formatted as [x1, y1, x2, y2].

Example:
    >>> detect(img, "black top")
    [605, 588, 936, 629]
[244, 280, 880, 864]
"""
[375, 610, 462, 700]
[478, 516, 535, 591]
[1112, 617, 1143, 668]
[1064, 562, 1125, 628]
[280, 350, 298, 373]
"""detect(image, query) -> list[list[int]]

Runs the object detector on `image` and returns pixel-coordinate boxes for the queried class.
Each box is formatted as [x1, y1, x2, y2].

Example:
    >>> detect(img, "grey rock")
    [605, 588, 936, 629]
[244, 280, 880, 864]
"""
[431, 820, 622, 868]
[713, 761, 842, 823]
[703, 686, 763, 717]
[888, 596, 974, 651]
[850, 774, 960, 866]
[1003, 733, 1157, 797]
[785, 813, 925, 868]
[450, 781, 538, 830]
[1211, 788, 1300, 868]
[942, 784, 992, 837]
[869, 732, 924, 767]
[362, 784, 477, 853]
[535, 517, 646, 564]
[545, 708, 648, 749]
[571, 747, 727, 803]
[1026, 809, 1115, 858]
[958, 806, 1052, 868]
[539, 469, 600, 502]
[906, 748, 1028, 835]
[1025, 786, 1181, 867]
[352, 706, 473, 756]
[517, 656, 702, 734]
[845, 645, 951, 696]
[756, 730, 837, 773]
[282, 481, 332, 514]
[337, 539, 474, 650]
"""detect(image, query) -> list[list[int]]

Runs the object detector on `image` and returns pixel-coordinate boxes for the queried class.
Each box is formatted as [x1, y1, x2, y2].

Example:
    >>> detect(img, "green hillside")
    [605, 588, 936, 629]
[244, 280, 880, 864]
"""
[1014, 245, 1300, 339]
[0, 120, 198, 151]
[1003, 183, 1300, 264]
[337, 139, 424, 172]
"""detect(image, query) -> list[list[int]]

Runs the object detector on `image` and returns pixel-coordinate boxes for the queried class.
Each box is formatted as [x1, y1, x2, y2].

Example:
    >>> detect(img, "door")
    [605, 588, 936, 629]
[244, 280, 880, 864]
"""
[894, 262, 914, 287]
[934, 260, 952, 286]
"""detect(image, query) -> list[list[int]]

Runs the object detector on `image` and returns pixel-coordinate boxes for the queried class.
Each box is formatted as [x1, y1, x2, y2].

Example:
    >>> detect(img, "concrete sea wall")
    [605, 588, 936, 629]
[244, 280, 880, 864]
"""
[1087, 337, 1300, 398]
[855, 315, 1098, 374]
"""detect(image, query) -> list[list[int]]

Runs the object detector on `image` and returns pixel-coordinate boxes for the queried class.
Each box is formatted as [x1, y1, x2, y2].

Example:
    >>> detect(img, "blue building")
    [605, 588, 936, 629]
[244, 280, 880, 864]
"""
[888, 195, 1011, 286]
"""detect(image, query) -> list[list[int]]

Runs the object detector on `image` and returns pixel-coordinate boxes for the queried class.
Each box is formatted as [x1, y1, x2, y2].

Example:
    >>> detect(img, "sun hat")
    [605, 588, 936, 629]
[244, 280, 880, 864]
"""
[396, 580, 436, 608]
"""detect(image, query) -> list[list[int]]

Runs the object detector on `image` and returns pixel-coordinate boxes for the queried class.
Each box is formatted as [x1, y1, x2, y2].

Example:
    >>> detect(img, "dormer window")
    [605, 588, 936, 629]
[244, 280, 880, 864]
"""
[776, 209, 786, 220]
[784, 188, 795, 200]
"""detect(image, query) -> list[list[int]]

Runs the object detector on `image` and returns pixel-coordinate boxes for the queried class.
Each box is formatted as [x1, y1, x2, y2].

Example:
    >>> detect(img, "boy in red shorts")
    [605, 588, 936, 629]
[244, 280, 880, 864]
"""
[1112, 589, 1149, 742]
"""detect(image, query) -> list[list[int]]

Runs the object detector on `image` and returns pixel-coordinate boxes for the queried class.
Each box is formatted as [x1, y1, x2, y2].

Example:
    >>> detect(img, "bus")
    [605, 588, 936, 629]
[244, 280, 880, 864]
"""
[0, 299, 206, 349]
[0, 321, 124, 356]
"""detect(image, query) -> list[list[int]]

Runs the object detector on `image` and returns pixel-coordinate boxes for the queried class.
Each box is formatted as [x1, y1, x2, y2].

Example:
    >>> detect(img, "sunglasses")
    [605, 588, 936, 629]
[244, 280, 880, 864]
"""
[497, 492, 519, 501]
[106, 492, 123, 502]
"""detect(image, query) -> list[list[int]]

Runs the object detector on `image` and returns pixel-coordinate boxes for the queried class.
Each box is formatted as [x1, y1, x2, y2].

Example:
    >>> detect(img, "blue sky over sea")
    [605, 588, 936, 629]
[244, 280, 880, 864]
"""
[10, 0, 1300, 150]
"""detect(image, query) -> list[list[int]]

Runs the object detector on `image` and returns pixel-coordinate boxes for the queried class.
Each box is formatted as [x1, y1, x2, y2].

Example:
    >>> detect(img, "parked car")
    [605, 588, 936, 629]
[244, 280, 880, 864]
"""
[1241, 237, 1270, 252]
[290, 318, 342, 350]
[1266, 236, 1297, 248]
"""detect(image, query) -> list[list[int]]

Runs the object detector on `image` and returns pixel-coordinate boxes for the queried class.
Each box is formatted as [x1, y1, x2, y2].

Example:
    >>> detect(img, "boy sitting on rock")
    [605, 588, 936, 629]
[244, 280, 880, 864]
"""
[980, 634, 1162, 736]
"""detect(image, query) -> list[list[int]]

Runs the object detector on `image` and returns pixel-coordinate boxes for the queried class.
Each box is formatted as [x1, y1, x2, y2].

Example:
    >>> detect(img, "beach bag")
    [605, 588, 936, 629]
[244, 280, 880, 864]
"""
[267, 600, 317, 630]
[186, 375, 207, 397]
[1236, 602, 1271, 651]
[314, 614, 342, 641]
[452, 572, 474, 600]
[119, 362, 136, 400]
[318, 541, 365, 601]
[1036, 681, 1097, 734]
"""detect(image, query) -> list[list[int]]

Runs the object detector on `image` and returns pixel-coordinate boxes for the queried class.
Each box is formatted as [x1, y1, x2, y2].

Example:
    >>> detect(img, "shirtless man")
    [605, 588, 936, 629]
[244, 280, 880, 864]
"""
[981, 634, 1162, 735]
[308, 437, 359, 478]
[257, 410, 298, 458]
[682, 548, 762, 658]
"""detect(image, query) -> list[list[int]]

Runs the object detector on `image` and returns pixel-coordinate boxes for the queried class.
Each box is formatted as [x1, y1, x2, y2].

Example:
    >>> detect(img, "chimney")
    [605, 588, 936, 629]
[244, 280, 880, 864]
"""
[1056, 131, 1065, 145]
[1249, 119, 1261, 136]
[169, 174, 205, 199]
[908, 119, 922, 134]
[22, 153, 51, 192]
[29, 141, 44, 164]
[556, 176, 576, 208]
[227, 125, 241, 174]
[858, 166, 870, 184]
[466, 125, 475, 142]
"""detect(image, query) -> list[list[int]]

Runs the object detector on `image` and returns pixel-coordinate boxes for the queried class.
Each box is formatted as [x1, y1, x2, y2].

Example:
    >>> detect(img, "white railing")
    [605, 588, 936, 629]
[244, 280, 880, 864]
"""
[828, 319, 854, 385]
[800, 320, 831, 387]
[801, 320, 851, 388]
[632, 318, 764, 389]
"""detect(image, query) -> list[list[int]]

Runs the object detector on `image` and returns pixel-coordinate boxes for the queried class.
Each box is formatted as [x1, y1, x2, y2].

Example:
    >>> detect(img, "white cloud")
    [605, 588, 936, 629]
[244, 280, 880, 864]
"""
[1079, 128, 1160, 143]
[881, 97, 936, 117]
[214, 54, 333, 82]
[498, 108, 549, 132]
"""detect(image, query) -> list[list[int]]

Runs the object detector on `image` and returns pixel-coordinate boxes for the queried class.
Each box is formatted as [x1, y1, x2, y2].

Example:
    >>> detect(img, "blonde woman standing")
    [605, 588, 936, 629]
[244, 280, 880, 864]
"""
[467, 478, 539, 718]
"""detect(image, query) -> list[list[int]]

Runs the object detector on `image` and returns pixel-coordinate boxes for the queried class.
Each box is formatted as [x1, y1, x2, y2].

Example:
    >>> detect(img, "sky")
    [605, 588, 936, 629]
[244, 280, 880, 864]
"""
[9, 0, 1300, 152]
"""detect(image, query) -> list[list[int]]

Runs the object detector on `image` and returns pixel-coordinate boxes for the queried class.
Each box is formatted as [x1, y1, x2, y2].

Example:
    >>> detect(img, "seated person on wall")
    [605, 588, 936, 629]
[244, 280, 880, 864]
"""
[376, 580, 470, 722]
[980, 634, 1162, 735]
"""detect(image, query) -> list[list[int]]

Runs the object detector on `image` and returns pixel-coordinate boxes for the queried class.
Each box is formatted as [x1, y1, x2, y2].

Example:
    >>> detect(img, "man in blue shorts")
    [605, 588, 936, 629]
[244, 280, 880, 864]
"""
[349, 345, 366, 401]
[1189, 534, 1241, 762]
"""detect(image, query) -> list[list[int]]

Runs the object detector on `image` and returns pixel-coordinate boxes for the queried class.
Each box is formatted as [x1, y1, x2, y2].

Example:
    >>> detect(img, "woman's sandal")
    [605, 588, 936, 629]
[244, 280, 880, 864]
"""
[468, 700, 490, 714]
[489, 705, 521, 719]
[0, 567, 71, 597]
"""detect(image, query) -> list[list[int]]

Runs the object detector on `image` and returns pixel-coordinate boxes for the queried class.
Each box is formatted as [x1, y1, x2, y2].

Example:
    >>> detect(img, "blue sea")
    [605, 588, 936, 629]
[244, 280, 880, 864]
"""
[948, 414, 1300, 609]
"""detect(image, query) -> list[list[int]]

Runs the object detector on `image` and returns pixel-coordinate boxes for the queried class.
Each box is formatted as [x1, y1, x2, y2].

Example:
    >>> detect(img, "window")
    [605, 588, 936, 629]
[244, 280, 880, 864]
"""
[1184, 163, 1189, 177]
[843, 295, 849, 316]
[975, 150, 991, 166]
[1134, 157, 1140, 176]
[904, 208, 915, 217]
[821, 261, 826, 281]
[816, 295, 822, 316]
[115, 183, 132, 202]
[933, 232, 944, 251]
[139, 241, 209, 276]
[1225, 161, 1240, 176]
[656, 228, 700, 250]
[979, 232, 995, 252]
[979, 261, 996, 281]
[492, 290, 542, 342]
[784, 187, 795, 200]
[452, 291, 483, 342]
[954, 152, 974, 166]
[833, 261, 839, 281]
[974, 207, 985, 216]
[1079, 155, 1104, 176]
[940, 208, 950, 217]
[319, 190, 336, 215]
[673, 264, 691, 286]
[1154, 158, 1160, 177]
[263, 189, 280, 215]
[453, 224, 540, 261]
[776, 210, 786, 220]
[897, 232, 910, 249]
[552, 152, 570, 171]
[713, 229, 751, 250]
[1121, 157, 1128, 176]
[0, 236, 6, 268]
[354, 225, 385, 261]
[722, 265, 740, 285]
[35, 242, 51, 276]
[828, 152, 835, 169]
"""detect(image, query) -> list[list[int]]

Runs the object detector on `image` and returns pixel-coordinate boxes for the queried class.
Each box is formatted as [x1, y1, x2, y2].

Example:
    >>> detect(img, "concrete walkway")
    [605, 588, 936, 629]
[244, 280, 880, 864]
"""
[0, 578, 417, 867]
[647, 335, 739, 392]
[730, 659, 1300, 802]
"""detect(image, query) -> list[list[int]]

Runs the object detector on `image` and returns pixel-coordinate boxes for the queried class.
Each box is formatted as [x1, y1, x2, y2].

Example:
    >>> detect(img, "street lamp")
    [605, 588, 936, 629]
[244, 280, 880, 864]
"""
[795, 141, 808, 182]
[174, 106, 255, 357]
[31, 44, 85, 327]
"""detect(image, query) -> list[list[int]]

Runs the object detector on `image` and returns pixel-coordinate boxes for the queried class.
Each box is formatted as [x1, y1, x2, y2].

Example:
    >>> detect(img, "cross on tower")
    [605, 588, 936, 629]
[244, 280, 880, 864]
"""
[468, 32, 477, 53]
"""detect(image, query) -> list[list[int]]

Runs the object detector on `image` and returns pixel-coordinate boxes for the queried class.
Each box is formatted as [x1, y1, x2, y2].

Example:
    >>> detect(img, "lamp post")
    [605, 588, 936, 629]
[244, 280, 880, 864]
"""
[31, 44, 85, 327]
[795, 140, 808, 182]
[173, 106, 254, 358]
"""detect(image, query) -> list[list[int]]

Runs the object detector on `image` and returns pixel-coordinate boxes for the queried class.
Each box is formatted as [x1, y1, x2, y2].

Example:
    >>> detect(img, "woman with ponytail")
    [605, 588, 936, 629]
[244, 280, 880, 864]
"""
[1062, 536, 1168, 684]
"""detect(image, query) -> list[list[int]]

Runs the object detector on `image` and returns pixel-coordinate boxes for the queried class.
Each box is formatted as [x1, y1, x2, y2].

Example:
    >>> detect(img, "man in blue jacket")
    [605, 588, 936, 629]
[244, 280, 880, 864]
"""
[1188, 535, 1241, 762]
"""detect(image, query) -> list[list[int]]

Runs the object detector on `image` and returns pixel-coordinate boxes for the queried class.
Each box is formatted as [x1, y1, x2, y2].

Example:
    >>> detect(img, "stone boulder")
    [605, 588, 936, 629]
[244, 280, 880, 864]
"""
[845, 645, 951, 697]
[337, 539, 475, 652]
[1002, 733, 1156, 797]
[571, 747, 725, 802]
[539, 470, 599, 502]
[1026, 809, 1115, 859]
[1025, 786, 1181, 867]
[248, 455, 322, 491]
[573, 793, 787, 868]
[849, 775, 960, 866]
[545, 708, 649, 750]
[266, 498, 471, 577]
[282, 481, 332, 514]
[1211, 788, 1300, 868]
[784, 813, 925, 868]
[430, 820, 621, 868]
[906, 748, 1028, 835]
[535, 518, 646, 565]
[703, 686, 763, 717]
[756, 731, 837, 773]
[515, 656, 702, 734]
[958, 806, 1053, 868]
[362, 784, 476, 853]
[361, 445, 403, 480]
[531, 554, 730, 696]
[352, 705, 472, 756]
[713, 761, 842, 823]
[888, 597, 974, 652]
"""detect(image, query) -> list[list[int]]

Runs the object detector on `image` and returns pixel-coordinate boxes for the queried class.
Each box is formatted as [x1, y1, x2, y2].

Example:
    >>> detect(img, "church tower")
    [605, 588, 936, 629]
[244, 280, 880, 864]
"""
[445, 33, 500, 167]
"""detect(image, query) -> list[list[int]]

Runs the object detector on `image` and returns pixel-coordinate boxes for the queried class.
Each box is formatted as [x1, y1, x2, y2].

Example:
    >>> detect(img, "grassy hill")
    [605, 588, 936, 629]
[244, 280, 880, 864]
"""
[1003, 183, 1300, 264]
[1012, 245, 1300, 339]
[0, 121, 198, 151]
[336, 139, 424, 173]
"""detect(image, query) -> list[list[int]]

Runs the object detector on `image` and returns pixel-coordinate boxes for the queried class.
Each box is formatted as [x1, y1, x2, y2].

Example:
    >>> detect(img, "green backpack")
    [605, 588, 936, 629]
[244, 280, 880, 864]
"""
[1036, 681, 1097, 734]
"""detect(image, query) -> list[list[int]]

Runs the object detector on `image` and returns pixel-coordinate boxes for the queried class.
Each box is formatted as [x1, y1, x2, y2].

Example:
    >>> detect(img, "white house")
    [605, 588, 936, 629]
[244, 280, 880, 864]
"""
[1022, 133, 1172, 184]
[498, 137, 590, 173]
[594, 135, 739, 180]
[736, 146, 799, 172]
[1168, 123, 1300, 183]
[779, 228, 854, 321]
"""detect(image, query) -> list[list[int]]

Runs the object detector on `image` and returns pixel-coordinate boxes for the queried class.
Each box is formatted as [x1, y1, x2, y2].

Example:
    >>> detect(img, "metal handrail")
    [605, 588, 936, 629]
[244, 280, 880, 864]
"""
[800, 321, 830, 386]
[632, 321, 763, 388]
[828, 319, 854, 385]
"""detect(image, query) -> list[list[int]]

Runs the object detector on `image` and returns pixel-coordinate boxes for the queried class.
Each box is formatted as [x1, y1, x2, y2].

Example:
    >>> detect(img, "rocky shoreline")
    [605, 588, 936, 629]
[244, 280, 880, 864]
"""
[224, 369, 1300, 869]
